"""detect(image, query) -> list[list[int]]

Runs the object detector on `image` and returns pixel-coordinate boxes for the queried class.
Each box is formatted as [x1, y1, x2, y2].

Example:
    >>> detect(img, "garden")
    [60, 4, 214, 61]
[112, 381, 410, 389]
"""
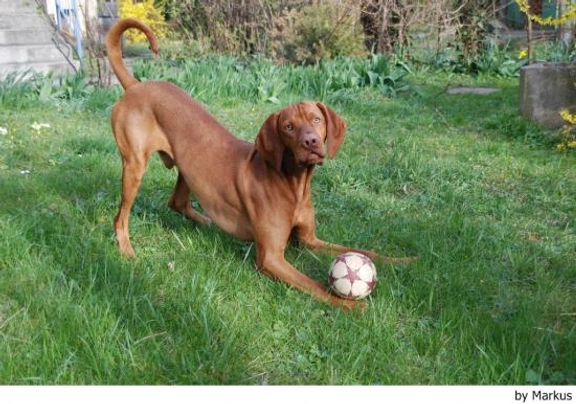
[0, 0, 575, 385]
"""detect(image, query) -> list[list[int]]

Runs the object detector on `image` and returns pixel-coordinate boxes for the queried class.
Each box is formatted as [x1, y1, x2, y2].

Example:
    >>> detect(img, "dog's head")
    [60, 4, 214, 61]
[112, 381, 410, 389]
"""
[255, 101, 346, 172]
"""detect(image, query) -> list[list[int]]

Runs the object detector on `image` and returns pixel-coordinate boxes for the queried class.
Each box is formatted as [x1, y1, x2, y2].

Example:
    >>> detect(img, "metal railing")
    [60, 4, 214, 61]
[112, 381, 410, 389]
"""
[54, 0, 83, 63]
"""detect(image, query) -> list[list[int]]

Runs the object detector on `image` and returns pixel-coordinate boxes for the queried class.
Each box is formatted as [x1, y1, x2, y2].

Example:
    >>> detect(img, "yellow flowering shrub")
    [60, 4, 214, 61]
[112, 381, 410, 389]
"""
[560, 109, 576, 125]
[118, 0, 167, 43]
[557, 110, 576, 151]
[516, 0, 576, 26]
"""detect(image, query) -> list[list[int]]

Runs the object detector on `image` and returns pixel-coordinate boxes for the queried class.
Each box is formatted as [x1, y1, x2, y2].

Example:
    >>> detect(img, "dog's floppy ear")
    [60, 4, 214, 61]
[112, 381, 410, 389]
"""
[255, 112, 284, 172]
[316, 102, 346, 158]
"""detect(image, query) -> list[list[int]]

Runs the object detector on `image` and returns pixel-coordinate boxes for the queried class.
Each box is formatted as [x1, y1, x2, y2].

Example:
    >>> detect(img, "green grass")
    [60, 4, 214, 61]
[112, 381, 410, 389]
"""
[0, 61, 575, 385]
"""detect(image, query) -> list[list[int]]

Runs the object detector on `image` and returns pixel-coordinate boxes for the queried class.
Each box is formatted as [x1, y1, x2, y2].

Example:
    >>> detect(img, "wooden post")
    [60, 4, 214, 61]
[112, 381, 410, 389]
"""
[527, 15, 533, 64]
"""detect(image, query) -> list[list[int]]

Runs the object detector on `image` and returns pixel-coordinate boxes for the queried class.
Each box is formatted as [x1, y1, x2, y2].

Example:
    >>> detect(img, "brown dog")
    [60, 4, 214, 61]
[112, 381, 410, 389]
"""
[106, 18, 407, 310]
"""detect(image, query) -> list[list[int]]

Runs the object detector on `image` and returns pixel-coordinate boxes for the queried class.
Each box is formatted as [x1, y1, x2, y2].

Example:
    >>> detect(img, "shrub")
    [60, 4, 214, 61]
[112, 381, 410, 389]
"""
[556, 110, 576, 152]
[166, 0, 280, 55]
[270, 0, 366, 64]
[118, 0, 167, 43]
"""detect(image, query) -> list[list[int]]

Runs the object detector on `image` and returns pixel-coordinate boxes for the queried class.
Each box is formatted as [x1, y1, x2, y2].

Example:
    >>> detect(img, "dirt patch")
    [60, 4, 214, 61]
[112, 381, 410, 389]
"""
[446, 87, 500, 95]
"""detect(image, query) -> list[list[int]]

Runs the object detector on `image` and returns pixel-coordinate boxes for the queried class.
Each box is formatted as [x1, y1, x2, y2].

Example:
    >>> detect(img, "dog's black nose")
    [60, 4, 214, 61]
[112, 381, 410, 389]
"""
[302, 132, 320, 148]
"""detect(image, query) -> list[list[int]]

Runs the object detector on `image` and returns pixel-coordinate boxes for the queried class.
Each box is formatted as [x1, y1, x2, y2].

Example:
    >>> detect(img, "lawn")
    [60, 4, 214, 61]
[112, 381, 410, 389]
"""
[0, 61, 574, 384]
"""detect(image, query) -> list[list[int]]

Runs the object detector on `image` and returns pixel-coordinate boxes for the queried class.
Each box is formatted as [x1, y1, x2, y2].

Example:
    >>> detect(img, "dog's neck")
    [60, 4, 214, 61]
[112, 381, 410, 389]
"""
[281, 150, 315, 197]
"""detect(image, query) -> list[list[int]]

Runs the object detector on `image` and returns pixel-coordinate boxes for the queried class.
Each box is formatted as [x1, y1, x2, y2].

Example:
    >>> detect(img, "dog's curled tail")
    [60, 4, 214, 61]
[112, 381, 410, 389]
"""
[106, 18, 160, 90]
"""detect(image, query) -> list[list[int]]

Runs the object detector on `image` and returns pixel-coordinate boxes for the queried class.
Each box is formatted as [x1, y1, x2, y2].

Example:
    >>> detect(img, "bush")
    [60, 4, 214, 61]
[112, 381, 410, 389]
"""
[166, 0, 281, 55]
[556, 110, 576, 152]
[118, 0, 167, 43]
[270, 1, 366, 64]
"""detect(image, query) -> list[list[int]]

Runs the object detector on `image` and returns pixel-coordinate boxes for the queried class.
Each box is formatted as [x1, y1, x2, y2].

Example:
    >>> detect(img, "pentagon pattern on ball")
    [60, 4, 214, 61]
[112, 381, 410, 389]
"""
[328, 252, 377, 300]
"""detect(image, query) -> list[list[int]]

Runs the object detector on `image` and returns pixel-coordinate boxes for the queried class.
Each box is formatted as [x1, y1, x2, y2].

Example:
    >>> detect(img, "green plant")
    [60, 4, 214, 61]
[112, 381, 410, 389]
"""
[538, 40, 576, 63]
[131, 54, 411, 104]
[414, 41, 525, 77]
[470, 43, 527, 77]
[455, 2, 493, 65]
[0, 70, 116, 114]
[0, 71, 38, 109]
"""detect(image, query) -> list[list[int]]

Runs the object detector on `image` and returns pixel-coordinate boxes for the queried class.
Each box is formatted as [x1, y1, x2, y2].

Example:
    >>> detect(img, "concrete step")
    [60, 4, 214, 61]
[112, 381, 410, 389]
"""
[0, 29, 55, 46]
[0, 0, 38, 13]
[0, 60, 75, 76]
[0, 44, 72, 64]
[0, 0, 80, 77]
[0, 13, 46, 30]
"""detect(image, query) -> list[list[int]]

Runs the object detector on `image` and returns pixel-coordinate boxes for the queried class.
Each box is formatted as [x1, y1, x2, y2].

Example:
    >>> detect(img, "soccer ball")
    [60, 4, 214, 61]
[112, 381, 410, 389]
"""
[328, 252, 377, 300]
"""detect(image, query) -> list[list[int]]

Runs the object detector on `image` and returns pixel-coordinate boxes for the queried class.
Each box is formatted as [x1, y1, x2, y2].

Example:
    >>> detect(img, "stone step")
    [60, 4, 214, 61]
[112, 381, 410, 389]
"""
[0, 0, 37, 13]
[0, 13, 46, 30]
[0, 29, 55, 46]
[0, 44, 72, 64]
[0, 0, 79, 76]
[0, 60, 75, 76]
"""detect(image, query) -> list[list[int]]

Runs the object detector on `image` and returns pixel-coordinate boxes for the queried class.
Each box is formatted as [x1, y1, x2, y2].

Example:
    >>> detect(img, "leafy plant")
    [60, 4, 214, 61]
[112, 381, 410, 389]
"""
[131, 54, 411, 104]
[0, 71, 38, 109]
[537, 40, 576, 63]
[412, 41, 525, 77]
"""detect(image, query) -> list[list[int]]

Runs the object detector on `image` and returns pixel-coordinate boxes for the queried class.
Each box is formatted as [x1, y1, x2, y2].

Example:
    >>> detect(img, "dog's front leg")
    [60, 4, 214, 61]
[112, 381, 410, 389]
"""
[255, 242, 365, 311]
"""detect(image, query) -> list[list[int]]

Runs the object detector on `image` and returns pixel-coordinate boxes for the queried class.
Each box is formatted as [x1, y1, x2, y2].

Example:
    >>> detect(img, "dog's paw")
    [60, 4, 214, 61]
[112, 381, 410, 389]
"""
[338, 298, 368, 312]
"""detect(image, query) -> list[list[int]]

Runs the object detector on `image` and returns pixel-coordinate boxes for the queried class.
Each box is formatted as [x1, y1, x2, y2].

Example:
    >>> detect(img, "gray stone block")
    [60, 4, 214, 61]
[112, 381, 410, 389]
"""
[519, 63, 576, 128]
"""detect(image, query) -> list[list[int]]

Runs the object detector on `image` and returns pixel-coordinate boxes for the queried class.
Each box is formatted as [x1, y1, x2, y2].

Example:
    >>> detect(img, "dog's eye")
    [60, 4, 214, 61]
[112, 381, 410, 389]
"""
[285, 124, 294, 131]
[313, 117, 322, 124]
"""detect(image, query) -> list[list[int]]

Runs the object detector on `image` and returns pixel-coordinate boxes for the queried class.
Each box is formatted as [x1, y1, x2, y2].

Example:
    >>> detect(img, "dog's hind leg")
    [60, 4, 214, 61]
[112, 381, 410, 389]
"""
[168, 171, 212, 225]
[114, 154, 147, 258]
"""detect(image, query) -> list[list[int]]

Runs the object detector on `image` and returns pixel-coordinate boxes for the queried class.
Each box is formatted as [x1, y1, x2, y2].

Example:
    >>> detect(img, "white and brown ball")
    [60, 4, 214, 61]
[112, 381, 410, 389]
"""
[328, 252, 377, 300]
